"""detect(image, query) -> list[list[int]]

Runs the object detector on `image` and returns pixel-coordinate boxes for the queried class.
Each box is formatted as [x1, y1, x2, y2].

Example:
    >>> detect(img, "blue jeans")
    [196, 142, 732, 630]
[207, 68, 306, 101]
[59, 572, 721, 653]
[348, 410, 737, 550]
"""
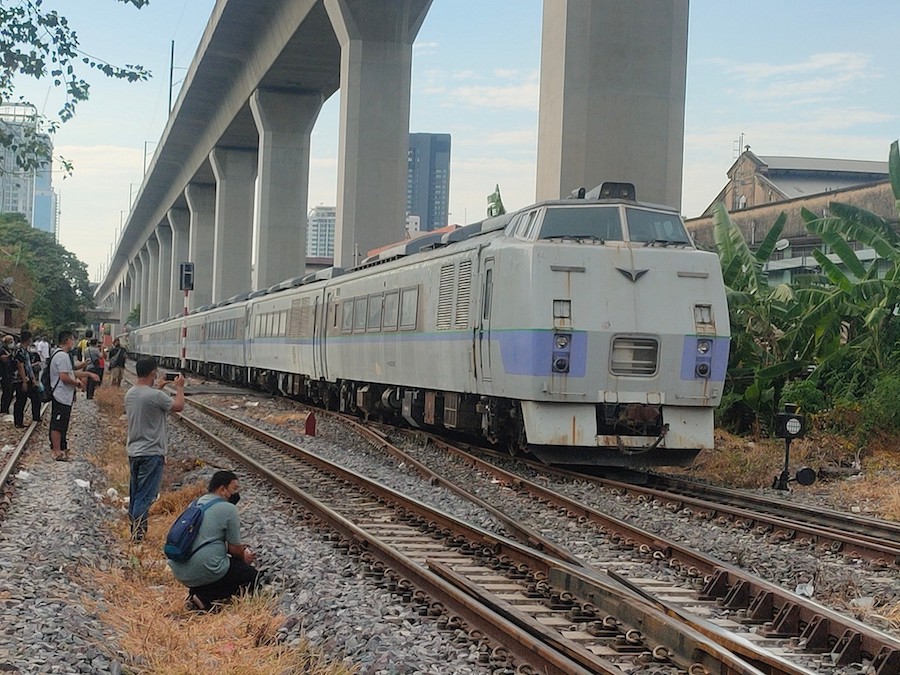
[128, 455, 165, 540]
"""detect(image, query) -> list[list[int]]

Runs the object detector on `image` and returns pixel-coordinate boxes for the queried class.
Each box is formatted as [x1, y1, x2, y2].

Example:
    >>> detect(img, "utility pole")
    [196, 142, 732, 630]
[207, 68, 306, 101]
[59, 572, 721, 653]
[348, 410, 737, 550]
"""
[168, 40, 175, 111]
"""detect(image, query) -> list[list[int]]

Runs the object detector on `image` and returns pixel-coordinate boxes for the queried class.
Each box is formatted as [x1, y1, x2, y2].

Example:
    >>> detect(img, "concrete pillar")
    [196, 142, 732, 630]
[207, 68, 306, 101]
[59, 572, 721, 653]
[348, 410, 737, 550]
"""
[137, 248, 149, 327]
[325, 0, 432, 267]
[145, 236, 160, 324]
[119, 277, 129, 329]
[209, 148, 256, 302]
[250, 88, 324, 289]
[125, 263, 136, 326]
[185, 183, 216, 310]
[155, 222, 173, 322]
[535, 0, 688, 209]
[168, 207, 191, 317]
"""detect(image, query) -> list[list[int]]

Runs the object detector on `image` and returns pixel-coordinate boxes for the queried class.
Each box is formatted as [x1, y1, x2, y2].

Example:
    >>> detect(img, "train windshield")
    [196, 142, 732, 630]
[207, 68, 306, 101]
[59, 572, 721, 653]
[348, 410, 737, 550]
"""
[538, 206, 623, 242]
[625, 207, 692, 245]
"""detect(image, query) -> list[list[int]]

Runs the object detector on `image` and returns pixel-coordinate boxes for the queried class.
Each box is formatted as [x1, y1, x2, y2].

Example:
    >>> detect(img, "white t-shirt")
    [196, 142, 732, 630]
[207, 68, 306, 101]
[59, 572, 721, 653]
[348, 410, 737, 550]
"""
[49, 350, 75, 406]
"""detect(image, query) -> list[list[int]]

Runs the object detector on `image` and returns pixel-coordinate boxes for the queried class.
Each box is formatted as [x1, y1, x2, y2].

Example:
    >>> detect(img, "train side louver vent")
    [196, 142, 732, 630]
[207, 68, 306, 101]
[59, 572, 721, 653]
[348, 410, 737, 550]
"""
[610, 337, 658, 376]
[437, 264, 455, 330]
[454, 260, 472, 329]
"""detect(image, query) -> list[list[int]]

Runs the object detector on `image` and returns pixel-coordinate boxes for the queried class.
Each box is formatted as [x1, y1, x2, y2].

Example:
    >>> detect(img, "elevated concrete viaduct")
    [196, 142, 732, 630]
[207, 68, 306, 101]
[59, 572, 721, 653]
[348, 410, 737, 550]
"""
[95, 0, 688, 331]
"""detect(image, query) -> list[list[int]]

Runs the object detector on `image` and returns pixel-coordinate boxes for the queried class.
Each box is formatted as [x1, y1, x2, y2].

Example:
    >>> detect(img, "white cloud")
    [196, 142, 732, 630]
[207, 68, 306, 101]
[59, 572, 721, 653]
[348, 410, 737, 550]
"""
[445, 80, 539, 111]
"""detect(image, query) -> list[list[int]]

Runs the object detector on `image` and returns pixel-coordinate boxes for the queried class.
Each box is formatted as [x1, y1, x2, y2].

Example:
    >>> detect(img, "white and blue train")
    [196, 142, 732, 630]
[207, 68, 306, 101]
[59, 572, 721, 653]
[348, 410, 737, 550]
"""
[130, 183, 730, 467]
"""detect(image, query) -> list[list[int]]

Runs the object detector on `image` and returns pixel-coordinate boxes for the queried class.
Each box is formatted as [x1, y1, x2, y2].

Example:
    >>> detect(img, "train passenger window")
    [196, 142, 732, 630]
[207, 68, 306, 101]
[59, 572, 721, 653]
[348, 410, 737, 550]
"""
[341, 301, 353, 333]
[367, 294, 382, 331]
[400, 287, 418, 330]
[625, 208, 691, 245]
[383, 291, 399, 330]
[354, 297, 367, 332]
[539, 206, 622, 241]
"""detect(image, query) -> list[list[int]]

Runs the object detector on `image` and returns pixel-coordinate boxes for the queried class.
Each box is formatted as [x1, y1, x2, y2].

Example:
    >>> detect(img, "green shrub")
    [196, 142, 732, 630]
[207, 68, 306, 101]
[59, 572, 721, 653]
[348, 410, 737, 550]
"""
[862, 374, 900, 434]
[780, 378, 828, 414]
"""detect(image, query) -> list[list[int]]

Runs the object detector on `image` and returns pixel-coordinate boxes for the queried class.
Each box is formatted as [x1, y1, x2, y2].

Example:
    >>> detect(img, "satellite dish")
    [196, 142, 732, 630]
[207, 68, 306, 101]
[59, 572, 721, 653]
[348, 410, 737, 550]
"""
[774, 239, 790, 251]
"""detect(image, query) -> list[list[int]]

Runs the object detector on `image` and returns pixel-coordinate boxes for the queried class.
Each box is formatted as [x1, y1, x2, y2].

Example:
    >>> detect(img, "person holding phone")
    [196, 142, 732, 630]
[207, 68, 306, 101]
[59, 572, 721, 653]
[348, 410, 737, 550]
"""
[124, 356, 185, 542]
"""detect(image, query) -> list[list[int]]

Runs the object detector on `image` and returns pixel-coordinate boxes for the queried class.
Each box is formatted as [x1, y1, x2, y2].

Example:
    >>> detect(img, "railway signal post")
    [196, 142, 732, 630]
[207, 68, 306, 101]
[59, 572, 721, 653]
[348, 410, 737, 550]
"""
[773, 404, 815, 490]
[178, 262, 194, 371]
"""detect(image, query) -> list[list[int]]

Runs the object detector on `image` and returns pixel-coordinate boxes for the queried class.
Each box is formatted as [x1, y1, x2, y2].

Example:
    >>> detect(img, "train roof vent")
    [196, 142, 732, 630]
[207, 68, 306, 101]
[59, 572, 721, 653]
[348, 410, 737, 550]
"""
[315, 266, 344, 280]
[442, 220, 484, 244]
[248, 289, 269, 299]
[277, 275, 306, 290]
[214, 299, 231, 308]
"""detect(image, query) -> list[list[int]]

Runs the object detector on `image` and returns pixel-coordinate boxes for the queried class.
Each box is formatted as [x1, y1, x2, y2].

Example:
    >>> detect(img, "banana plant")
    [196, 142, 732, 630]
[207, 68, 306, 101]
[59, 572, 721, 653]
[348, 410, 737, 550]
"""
[713, 204, 802, 430]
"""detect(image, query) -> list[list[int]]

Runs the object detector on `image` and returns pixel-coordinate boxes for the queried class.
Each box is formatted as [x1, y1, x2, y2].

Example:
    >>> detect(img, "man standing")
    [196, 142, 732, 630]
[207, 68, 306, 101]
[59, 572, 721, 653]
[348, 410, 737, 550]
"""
[125, 356, 184, 541]
[35, 335, 49, 372]
[11, 331, 39, 429]
[49, 331, 100, 461]
[106, 338, 127, 387]
[168, 470, 261, 611]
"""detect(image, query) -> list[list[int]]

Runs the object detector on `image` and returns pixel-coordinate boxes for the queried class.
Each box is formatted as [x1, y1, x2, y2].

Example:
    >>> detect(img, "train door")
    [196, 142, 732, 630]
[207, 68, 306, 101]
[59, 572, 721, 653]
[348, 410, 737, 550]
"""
[477, 258, 494, 382]
[313, 293, 328, 380]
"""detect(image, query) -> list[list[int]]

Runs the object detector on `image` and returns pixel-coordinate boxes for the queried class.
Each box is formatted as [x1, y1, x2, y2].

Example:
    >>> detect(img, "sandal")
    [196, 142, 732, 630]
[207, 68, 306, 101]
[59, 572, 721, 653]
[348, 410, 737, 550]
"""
[187, 594, 209, 612]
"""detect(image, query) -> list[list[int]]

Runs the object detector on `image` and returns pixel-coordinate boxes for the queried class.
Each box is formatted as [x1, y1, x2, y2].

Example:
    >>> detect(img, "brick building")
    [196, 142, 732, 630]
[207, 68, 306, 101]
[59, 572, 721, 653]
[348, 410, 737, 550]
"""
[686, 149, 895, 284]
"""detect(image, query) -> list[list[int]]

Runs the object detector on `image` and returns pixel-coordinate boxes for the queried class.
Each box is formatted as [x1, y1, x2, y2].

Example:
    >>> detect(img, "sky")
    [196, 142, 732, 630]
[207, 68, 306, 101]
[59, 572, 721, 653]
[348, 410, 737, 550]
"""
[13, 0, 900, 284]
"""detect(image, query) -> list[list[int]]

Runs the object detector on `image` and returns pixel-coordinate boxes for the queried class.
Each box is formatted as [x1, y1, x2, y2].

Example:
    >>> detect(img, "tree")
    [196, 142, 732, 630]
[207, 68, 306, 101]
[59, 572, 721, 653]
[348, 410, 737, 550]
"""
[0, 213, 92, 333]
[487, 185, 506, 217]
[126, 304, 140, 328]
[0, 1, 150, 173]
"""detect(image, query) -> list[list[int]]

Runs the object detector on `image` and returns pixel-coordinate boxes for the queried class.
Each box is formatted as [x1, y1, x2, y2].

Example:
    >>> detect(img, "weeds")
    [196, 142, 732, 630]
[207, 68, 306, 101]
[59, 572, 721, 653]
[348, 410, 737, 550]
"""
[85, 382, 356, 675]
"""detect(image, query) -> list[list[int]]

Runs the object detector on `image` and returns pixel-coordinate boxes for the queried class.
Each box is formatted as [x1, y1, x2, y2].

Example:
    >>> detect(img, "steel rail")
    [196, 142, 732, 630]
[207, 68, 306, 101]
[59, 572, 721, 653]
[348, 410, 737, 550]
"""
[0, 403, 48, 494]
[643, 473, 900, 550]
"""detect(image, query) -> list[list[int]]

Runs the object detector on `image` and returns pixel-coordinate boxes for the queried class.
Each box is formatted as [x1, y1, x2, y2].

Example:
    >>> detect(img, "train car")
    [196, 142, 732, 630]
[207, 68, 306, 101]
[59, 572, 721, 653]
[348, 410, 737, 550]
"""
[132, 183, 729, 467]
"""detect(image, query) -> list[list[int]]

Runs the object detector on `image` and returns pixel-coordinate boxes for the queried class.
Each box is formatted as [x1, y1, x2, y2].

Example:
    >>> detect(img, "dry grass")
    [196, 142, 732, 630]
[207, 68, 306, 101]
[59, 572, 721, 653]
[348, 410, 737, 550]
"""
[84, 383, 357, 675]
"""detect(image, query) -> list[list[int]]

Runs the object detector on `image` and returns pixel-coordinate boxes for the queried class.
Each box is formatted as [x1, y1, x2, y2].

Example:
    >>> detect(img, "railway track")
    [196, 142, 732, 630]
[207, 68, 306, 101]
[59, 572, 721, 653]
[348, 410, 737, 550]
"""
[321, 412, 900, 675]
[444, 441, 900, 568]
[640, 472, 900, 556]
[180, 398, 797, 675]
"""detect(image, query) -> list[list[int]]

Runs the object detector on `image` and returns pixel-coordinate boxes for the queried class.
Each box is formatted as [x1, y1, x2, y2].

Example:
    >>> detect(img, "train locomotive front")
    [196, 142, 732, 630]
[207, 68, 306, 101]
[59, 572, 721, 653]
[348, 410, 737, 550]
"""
[465, 186, 729, 466]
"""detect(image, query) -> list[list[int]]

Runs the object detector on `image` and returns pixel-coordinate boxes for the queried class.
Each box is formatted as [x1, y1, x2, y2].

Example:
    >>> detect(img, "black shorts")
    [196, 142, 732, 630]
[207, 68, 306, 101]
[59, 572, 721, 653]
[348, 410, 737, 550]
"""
[50, 400, 72, 432]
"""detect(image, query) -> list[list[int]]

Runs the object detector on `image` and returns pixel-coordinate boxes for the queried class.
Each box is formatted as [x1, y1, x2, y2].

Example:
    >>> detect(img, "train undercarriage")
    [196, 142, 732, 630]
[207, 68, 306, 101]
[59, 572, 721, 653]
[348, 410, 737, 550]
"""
[157, 358, 699, 467]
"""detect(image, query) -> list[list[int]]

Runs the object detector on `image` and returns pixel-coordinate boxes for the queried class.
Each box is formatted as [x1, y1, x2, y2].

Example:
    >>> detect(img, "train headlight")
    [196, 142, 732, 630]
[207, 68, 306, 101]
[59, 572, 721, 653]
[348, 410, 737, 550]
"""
[552, 357, 570, 373]
[697, 340, 711, 355]
[555, 334, 570, 349]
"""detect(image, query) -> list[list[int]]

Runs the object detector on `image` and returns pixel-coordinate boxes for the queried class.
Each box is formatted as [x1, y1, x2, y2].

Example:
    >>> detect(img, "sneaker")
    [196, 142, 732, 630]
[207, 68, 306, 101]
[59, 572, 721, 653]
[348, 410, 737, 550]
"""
[3, 414, 13, 422]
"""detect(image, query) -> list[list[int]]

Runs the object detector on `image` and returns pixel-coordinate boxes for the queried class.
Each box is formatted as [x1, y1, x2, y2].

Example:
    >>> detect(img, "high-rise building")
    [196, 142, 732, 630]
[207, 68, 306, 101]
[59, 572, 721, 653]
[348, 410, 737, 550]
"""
[306, 205, 336, 258]
[407, 133, 450, 231]
[0, 105, 57, 235]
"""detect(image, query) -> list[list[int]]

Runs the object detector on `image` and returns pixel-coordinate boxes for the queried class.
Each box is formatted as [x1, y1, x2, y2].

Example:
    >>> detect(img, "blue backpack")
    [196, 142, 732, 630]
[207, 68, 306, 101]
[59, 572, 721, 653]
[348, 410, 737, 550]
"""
[163, 497, 223, 562]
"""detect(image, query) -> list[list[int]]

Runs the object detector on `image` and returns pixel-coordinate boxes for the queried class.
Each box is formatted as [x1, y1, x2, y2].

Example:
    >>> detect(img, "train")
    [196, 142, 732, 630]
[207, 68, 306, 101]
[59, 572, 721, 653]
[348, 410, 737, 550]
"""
[129, 182, 730, 467]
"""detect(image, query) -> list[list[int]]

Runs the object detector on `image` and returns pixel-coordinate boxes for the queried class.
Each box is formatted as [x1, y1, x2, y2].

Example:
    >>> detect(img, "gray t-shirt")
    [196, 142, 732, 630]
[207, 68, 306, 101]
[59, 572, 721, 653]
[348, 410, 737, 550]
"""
[168, 495, 242, 587]
[49, 350, 75, 406]
[124, 385, 174, 457]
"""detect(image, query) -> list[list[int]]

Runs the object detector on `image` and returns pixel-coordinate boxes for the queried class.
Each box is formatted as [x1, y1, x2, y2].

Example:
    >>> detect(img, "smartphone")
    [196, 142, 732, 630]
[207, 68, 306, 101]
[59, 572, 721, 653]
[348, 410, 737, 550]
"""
[164, 372, 178, 381]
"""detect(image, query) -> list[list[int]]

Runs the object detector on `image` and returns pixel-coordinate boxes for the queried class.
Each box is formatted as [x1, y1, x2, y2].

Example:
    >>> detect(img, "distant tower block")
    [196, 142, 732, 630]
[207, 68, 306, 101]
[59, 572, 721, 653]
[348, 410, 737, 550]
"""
[536, 0, 688, 210]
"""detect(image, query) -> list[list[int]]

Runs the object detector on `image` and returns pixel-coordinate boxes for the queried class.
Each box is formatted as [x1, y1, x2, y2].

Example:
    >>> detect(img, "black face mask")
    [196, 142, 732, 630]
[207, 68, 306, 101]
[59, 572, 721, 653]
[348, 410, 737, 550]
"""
[228, 492, 241, 505]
